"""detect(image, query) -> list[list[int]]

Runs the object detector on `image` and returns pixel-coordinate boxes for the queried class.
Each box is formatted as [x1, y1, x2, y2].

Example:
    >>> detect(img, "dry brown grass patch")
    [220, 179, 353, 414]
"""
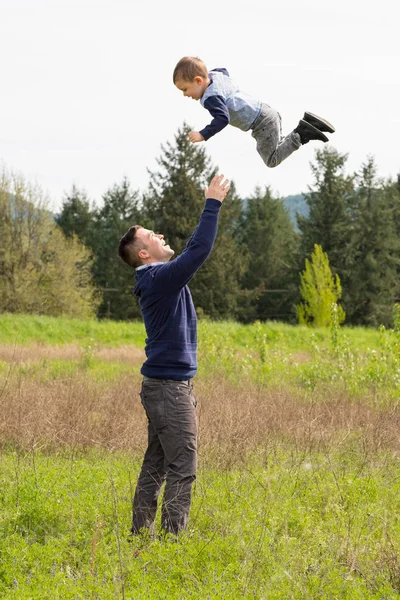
[0, 343, 145, 365]
[1, 374, 400, 462]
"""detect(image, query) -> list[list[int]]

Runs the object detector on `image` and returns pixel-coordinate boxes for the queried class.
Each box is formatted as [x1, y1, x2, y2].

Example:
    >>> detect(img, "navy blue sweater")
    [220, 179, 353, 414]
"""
[133, 198, 222, 380]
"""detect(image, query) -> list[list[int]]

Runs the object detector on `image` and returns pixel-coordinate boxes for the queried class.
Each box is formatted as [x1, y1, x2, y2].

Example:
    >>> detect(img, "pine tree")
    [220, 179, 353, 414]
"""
[144, 123, 247, 319]
[144, 123, 214, 246]
[239, 186, 299, 322]
[385, 171, 400, 243]
[297, 147, 355, 278]
[296, 244, 345, 327]
[56, 185, 94, 246]
[345, 159, 400, 326]
[92, 178, 143, 320]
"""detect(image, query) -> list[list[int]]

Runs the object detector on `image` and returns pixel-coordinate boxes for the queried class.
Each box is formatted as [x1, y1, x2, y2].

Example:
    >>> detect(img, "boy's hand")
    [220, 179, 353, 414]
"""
[204, 174, 230, 203]
[189, 131, 205, 143]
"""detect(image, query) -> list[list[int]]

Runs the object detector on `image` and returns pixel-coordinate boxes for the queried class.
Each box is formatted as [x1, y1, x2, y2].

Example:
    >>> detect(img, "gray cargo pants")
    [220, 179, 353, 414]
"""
[251, 103, 301, 168]
[131, 377, 197, 535]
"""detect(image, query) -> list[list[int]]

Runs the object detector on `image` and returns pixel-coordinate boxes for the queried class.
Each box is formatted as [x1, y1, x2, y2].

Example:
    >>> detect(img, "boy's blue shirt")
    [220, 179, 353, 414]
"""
[199, 68, 262, 141]
[133, 198, 221, 381]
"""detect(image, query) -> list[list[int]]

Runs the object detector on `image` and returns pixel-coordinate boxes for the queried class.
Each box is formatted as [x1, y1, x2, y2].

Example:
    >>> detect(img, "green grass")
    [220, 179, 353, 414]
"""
[1, 447, 400, 599]
[2, 314, 400, 597]
[0, 312, 382, 352]
[2, 313, 400, 398]
[0, 313, 146, 347]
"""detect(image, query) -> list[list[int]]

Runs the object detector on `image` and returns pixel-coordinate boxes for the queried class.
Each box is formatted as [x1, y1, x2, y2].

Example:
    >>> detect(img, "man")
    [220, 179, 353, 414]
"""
[118, 174, 230, 536]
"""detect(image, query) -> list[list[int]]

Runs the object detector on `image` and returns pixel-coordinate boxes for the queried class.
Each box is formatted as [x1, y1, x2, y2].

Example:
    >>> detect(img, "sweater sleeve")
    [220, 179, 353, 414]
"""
[152, 199, 222, 291]
[199, 96, 230, 140]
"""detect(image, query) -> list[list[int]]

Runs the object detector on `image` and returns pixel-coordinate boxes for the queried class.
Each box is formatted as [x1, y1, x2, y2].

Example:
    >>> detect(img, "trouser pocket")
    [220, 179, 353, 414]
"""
[140, 380, 167, 431]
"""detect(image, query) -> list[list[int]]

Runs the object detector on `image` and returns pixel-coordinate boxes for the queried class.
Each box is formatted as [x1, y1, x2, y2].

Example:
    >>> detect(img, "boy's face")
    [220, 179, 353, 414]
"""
[174, 76, 207, 101]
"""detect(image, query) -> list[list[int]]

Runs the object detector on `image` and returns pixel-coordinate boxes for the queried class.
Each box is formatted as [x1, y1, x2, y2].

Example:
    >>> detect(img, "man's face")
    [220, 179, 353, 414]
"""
[174, 76, 207, 101]
[136, 228, 174, 263]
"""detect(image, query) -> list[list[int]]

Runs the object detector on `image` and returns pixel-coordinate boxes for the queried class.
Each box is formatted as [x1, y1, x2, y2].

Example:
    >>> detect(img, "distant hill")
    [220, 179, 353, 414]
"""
[241, 193, 308, 231]
[282, 194, 308, 230]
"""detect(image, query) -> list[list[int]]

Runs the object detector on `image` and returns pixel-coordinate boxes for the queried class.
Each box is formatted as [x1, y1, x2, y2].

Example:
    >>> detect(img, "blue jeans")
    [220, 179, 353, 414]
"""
[131, 378, 198, 535]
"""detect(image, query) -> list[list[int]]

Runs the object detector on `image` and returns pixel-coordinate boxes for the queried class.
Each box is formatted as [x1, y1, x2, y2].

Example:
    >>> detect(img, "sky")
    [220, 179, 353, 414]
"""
[1, 0, 399, 212]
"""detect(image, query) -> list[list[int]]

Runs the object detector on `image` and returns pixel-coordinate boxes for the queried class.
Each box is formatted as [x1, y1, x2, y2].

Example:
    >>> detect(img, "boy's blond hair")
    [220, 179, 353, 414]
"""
[173, 57, 208, 83]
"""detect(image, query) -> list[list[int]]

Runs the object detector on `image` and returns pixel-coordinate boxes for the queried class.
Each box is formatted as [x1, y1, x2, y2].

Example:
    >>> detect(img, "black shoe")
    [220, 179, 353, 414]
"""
[293, 119, 329, 145]
[303, 112, 335, 133]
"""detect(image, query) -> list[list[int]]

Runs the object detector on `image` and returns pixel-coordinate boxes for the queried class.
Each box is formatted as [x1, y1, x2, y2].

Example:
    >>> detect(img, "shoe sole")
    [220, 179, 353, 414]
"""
[304, 112, 335, 133]
[299, 120, 329, 143]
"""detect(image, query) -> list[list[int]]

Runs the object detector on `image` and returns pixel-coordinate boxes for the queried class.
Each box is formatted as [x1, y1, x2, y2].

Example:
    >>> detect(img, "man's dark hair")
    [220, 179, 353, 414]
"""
[118, 225, 145, 268]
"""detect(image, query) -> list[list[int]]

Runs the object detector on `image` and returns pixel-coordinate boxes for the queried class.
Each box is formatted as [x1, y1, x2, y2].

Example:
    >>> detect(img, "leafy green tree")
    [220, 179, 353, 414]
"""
[296, 244, 345, 327]
[239, 186, 299, 322]
[345, 159, 400, 326]
[0, 168, 99, 318]
[144, 123, 247, 319]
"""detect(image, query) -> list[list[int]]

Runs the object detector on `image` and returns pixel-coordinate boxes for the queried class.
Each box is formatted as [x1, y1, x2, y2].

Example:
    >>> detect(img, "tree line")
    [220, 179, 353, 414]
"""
[1, 123, 400, 326]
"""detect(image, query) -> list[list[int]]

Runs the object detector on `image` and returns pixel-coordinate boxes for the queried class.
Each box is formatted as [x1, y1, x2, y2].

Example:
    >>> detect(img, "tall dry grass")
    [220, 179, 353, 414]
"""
[2, 357, 400, 463]
[0, 343, 145, 364]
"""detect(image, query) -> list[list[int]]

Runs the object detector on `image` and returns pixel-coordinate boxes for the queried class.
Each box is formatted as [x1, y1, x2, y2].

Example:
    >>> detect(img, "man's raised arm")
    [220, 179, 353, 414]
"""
[154, 175, 230, 289]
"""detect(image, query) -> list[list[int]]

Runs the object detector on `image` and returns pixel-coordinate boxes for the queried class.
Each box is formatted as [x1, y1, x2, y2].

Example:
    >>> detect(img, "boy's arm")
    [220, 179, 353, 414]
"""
[199, 96, 230, 140]
[189, 96, 230, 143]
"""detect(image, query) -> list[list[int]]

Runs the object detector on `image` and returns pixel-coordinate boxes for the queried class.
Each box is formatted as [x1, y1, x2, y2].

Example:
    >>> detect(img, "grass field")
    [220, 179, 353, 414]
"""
[1, 313, 400, 598]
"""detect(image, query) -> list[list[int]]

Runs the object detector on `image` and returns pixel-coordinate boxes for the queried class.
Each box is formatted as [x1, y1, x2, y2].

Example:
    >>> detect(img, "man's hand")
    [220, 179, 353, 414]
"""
[204, 174, 230, 203]
[189, 131, 205, 143]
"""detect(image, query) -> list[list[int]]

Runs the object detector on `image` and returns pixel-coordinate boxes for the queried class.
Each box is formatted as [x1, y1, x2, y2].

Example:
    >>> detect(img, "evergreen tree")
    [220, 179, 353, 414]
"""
[297, 147, 355, 278]
[345, 159, 400, 326]
[296, 244, 345, 327]
[56, 185, 94, 246]
[385, 171, 400, 242]
[92, 178, 143, 320]
[144, 123, 247, 319]
[239, 186, 299, 322]
[192, 179, 249, 320]
[144, 122, 214, 250]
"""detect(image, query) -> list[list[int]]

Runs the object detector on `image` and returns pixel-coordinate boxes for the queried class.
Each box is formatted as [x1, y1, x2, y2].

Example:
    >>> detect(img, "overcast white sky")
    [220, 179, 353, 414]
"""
[1, 0, 399, 211]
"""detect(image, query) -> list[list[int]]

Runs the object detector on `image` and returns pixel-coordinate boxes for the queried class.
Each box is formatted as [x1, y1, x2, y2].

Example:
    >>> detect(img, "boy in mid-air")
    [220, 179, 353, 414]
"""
[173, 56, 335, 168]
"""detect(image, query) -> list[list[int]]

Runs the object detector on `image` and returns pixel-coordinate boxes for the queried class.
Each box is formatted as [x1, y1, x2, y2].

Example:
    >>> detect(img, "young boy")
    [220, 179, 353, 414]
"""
[173, 56, 335, 168]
